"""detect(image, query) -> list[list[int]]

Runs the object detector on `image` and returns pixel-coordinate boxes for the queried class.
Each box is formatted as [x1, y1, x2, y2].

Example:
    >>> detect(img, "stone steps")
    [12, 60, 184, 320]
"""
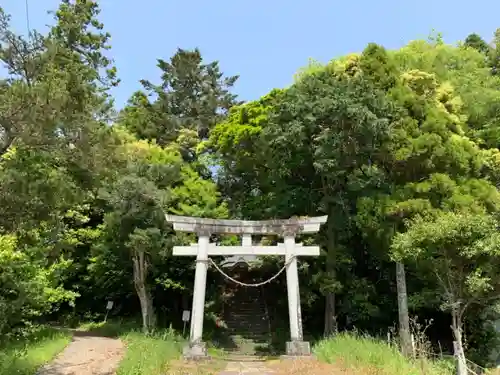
[225, 333, 270, 342]
[222, 335, 270, 355]
[221, 282, 272, 356]
[224, 316, 269, 329]
[226, 307, 267, 311]
[219, 353, 268, 361]
[224, 316, 268, 323]
[224, 324, 269, 331]
[224, 326, 269, 333]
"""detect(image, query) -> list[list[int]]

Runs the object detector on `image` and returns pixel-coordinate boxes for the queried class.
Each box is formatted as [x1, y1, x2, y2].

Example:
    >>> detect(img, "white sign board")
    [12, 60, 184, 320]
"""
[106, 301, 114, 310]
[182, 310, 191, 322]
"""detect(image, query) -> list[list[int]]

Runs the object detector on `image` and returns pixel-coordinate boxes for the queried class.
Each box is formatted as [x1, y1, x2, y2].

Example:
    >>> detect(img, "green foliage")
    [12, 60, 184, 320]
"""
[88, 131, 228, 330]
[0, 0, 124, 335]
[0, 235, 77, 337]
[210, 35, 500, 359]
[207, 89, 284, 217]
[391, 38, 500, 148]
[94, 133, 227, 263]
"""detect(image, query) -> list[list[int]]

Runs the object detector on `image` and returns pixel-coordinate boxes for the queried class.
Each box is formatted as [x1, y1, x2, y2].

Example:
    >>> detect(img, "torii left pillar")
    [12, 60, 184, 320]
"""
[183, 229, 210, 359]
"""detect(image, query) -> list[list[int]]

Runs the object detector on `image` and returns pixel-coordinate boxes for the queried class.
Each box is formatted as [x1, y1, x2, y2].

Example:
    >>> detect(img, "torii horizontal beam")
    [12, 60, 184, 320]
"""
[173, 243, 320, 256]
[165, 214, 328, 235]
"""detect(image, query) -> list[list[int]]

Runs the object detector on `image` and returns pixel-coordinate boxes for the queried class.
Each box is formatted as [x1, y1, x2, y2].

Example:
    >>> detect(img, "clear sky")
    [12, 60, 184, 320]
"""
[3, 0, 499, 109]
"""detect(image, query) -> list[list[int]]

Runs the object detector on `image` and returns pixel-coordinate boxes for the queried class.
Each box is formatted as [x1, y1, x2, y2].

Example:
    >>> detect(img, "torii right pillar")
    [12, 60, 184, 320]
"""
[283, 229, 311, 357]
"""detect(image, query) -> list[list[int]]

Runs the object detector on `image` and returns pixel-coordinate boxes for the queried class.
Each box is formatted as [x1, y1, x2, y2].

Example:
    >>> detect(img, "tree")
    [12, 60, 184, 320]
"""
[210, 44, 397, 336]
[120, 48, 239, 148]
[392, 211, 500, 372]
[294, 40, 500, 353]
[0, 0, 121, 334]
[464, 33, 490, 55]
[489, 28, 500, 76]
[95, 130, 227, 332]
[0, 0, 119, 232]
[205, 89, 285, 219]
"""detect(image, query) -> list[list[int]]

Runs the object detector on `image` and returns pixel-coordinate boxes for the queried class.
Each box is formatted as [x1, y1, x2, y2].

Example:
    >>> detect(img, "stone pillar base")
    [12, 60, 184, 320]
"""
[284, 340, 312, 356]
[182, 341, 210, 361]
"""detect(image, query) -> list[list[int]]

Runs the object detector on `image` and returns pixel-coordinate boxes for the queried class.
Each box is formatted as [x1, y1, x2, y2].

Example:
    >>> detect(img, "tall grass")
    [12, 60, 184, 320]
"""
[117, 330, 183, 375]
[0, 326, 71, 375]
[314, 332, 455, 375]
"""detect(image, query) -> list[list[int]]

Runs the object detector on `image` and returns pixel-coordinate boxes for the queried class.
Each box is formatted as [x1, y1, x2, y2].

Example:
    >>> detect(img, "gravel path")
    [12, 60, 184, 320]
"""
[37, 335, 124, 375]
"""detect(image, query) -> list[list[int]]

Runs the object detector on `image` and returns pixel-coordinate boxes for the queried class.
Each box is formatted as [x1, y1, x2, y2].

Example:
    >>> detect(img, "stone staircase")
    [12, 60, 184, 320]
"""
[220, 272, 272, 355]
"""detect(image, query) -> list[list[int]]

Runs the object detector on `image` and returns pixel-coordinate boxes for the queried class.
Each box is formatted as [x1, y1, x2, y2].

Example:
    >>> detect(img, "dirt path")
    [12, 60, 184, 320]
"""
[37, 334, 124, 375]
[218, 360, 274, 374]
[217, 357, 341, 375]
[163, 355, 344, 374]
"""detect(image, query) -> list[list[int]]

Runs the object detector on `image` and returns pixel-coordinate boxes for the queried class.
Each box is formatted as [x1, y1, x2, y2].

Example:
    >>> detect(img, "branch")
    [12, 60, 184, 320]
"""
[434, 270, 451, 297]
[2, 31, 34, 85]
[466, 294, 500, 308]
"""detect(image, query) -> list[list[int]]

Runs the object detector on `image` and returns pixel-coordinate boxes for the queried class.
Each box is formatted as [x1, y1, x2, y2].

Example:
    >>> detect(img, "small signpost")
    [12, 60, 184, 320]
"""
[104, 300, 114, 322]
[182, 310, 191, 336]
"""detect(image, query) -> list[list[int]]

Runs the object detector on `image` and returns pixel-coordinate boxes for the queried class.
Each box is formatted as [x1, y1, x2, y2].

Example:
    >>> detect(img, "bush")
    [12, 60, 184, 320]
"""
[0, 235, 77, 339]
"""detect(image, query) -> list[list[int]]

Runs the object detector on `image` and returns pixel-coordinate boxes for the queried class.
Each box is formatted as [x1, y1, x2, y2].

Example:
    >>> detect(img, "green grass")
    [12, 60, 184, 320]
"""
[79, 321, 458, 375]
[116, 329, 183, 375]
[79, 321, 185, 375]
[313, 332, 455, 375]
[0, 326, 72, 375]
[79, 320, 140, 337]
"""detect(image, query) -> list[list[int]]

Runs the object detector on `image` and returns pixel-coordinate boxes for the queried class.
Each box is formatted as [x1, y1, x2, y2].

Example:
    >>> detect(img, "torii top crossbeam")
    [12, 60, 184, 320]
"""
[165, 214, 328, 235]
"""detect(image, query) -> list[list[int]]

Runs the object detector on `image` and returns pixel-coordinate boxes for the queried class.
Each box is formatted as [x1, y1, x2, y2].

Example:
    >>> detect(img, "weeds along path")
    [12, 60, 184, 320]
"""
[37, 331, 124, 375]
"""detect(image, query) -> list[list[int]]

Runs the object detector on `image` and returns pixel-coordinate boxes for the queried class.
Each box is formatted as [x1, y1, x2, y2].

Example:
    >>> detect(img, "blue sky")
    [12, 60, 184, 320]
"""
[3, 0, 499, 109]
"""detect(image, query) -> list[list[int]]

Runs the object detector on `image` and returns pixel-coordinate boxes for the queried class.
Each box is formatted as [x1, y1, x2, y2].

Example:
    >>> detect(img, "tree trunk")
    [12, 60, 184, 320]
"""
[147, 290, 156, 329]
[451, 307, 467, 375]
[324, 289, 337, 336]
[324, 216, 338, 336]
[132, 250, 156, 333]
[396, 262, 412, 357]
[135, 284, 155, 332]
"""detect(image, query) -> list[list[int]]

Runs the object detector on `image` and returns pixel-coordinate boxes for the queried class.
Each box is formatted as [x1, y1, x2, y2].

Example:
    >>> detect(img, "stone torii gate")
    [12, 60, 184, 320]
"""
[166, 214, 327, 359]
